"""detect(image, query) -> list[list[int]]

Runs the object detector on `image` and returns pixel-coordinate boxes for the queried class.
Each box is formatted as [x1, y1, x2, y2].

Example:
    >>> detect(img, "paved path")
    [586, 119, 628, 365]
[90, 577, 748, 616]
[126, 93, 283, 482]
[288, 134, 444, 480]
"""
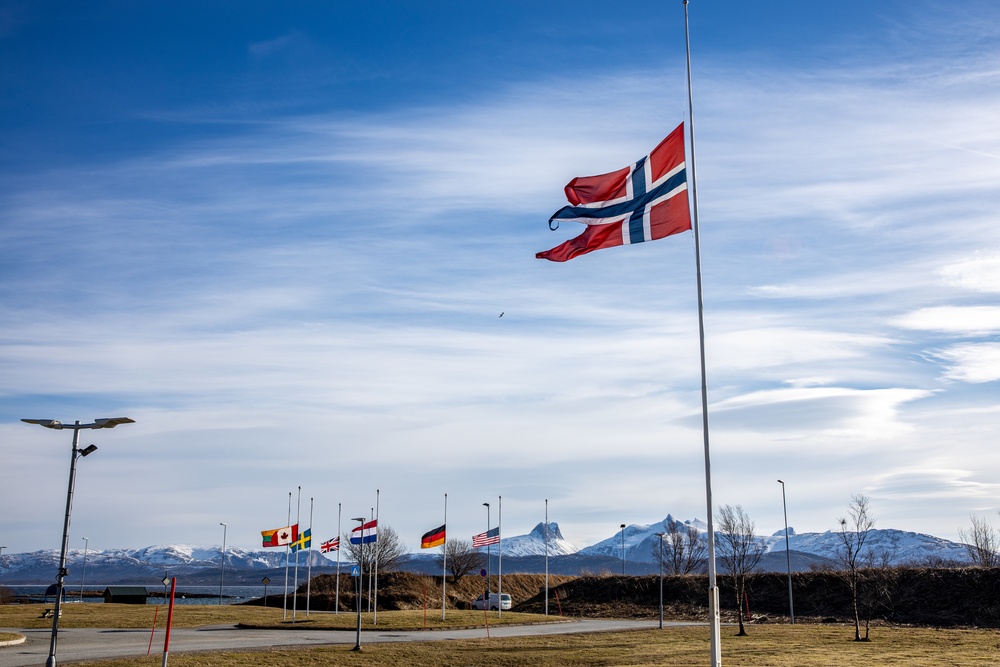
[0, 619, 698, 666]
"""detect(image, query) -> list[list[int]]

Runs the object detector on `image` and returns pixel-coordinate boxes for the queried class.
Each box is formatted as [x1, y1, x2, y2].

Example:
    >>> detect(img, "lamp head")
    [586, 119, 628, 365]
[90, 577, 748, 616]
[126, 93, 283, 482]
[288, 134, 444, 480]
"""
[79, 444, 98, 457]
[351, 517, 365, 522]
[22, 419, 63, 429]
[93, 417, 135, 429]
[777, 479, 784, 484]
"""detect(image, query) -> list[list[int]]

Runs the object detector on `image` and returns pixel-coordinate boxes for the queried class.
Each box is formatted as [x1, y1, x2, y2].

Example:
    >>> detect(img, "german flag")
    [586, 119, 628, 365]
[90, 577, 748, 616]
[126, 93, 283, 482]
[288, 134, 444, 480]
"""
[420, 524, 446, 549]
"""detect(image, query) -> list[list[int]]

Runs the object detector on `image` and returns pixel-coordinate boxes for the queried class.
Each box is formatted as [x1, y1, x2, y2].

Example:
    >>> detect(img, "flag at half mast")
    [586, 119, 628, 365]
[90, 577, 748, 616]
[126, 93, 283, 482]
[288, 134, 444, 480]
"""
[421, 524, 446, 549]
[536, 123, 690, 262]
[320, 537, 340, 553]
[472, 527, 499, 548]
[290, 528, 311, 553]
[350, 519, 378, 545]
[261, 524, 298, 548]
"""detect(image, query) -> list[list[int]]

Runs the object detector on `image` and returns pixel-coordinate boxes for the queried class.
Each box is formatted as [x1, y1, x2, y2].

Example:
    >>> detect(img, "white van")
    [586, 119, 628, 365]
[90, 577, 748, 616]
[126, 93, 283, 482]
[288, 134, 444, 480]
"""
[471, 592, 512, 611]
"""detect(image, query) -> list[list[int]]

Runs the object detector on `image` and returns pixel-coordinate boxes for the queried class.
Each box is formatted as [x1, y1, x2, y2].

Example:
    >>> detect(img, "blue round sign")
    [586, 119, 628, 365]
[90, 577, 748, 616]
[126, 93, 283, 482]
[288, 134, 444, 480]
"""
[480, 568, 488, 577]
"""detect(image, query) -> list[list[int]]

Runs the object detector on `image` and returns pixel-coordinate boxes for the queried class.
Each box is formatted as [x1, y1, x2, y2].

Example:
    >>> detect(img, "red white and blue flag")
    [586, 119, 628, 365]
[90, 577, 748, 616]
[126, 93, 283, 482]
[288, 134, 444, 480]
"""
[472, 527, 500, 548]
[350, 520, 378, 545]
[320, 537, 340, 553]
[536, 123, 691, 262]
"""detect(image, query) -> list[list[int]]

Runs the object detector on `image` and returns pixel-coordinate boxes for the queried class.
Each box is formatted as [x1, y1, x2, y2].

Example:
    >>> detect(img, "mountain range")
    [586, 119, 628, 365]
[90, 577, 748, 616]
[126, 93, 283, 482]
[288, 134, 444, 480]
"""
[0, 518, 973, 585]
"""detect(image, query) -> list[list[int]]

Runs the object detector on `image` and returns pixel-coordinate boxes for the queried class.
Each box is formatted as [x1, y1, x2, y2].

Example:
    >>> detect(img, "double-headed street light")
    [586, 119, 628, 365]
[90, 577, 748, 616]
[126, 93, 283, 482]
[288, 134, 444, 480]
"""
[22, 416, 134, 667]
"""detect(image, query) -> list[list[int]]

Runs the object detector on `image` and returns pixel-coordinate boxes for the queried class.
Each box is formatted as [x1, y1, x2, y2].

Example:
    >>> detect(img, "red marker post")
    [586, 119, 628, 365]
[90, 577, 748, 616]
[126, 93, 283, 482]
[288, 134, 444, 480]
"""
[162, 577, 177, 667]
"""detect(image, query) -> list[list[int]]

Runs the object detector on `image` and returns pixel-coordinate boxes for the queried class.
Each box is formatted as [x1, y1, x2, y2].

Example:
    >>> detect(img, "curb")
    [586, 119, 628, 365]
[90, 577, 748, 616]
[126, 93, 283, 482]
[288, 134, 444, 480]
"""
[0, 635, 27, 647]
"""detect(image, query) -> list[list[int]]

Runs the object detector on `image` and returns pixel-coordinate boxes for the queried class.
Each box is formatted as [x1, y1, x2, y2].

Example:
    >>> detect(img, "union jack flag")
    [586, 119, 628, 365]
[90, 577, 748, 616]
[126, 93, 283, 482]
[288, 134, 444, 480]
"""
[472, 527, 500, 548]
[536, 123, 690, 262]
[320, 537, 340, 553]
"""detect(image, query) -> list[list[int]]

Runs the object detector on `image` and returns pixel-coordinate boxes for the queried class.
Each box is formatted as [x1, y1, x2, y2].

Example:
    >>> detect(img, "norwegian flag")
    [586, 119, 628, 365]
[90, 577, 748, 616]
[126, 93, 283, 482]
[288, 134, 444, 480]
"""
[536, 123, 691, 262]
[320, 536, 340, 553]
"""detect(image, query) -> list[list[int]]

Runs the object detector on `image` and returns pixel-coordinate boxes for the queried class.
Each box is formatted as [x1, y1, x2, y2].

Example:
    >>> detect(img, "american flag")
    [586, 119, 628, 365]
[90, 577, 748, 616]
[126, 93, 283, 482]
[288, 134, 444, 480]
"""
[472, 527, 500, 548]
[320, 537, 340, 553]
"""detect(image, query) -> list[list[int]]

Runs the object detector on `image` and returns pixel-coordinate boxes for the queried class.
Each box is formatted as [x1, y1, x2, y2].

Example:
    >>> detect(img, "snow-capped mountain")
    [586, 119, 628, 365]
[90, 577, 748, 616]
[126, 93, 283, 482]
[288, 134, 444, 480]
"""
[579, 515, 707, 563]
[578, 515, 970, 567]
[498, 522, 577, 557]
[760, 527, 968, 564]
[0, 517, 974, 583]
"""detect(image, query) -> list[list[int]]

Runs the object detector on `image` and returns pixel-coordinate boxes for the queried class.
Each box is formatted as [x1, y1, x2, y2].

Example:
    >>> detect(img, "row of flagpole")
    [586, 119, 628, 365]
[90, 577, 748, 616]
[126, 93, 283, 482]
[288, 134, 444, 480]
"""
[262, 489, 546, 623]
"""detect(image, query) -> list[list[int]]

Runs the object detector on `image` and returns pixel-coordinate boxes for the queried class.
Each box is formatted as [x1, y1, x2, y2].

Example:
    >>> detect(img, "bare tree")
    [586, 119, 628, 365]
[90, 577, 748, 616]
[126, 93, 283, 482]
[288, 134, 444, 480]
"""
[958, 514, 1000, 567]
[653, 519, 707, 575]
[836, 493, 876, 641]
[436, 539, 484, 582]
[716, 505, 766, 636]
[343, 524, 408, 573]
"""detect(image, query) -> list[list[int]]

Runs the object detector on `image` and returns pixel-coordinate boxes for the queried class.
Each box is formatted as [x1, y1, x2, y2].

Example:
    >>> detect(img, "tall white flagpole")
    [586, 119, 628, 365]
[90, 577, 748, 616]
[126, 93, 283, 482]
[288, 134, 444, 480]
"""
[373, 489, 380, 625]
[306, 497, 314, 617]
[336, 502, 342, 614]
[683, 2, 721, 665]
[283, 491, 291, 621]
[292, 486, 302, 622]
[442, 493, 448, 621]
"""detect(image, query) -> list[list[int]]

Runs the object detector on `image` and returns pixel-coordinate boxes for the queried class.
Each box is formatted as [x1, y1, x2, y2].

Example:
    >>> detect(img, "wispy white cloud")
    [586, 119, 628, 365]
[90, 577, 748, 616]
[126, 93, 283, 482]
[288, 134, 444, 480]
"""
[934, 343, 1000, 383]
[894, 306, 1000, 336]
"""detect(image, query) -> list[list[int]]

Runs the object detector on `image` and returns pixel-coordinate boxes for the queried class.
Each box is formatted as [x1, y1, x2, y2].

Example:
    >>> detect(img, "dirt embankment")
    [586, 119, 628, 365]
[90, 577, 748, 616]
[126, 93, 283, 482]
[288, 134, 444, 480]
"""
[255, 567, 1000, 628]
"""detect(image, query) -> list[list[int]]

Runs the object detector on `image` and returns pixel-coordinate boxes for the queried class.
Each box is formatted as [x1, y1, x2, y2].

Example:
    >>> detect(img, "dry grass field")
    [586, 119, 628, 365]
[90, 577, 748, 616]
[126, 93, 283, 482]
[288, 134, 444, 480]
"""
[0, 602, 555, 630]
[3, 604, 1000, 666]
[17, 624, 998, 667]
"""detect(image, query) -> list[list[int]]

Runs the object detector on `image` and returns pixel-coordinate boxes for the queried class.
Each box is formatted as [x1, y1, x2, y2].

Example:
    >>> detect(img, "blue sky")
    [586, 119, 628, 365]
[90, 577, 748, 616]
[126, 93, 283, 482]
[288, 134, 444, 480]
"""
[2, 0, 1000, 556]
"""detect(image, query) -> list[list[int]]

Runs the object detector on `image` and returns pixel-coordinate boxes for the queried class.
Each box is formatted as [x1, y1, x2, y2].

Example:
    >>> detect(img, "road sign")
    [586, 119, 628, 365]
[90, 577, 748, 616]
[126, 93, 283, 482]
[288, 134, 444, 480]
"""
[261, 576, 270, 585]
[480, 568, 487, 577]
[351, 565, 361, 577]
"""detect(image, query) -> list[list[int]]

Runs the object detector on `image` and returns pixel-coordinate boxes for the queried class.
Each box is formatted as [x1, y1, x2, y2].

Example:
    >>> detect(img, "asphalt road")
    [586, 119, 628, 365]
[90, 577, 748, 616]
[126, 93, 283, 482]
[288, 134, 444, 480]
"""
[0, 619, 697, 666]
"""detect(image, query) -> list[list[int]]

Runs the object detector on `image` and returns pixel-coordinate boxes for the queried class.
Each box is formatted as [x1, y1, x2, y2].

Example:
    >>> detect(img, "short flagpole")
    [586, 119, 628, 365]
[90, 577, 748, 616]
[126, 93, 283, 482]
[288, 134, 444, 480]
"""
[373, 489, 380, 625]
[306, 497, 314, 617]
[683, 2, 721, 665]
[292, 486, 301, 622]
[544, 499, 549, 616]
[442, 493, 448, 621]
[498, 495, 503, 618]
[336, 502, 342, 614]
[283, 491, 291, 621]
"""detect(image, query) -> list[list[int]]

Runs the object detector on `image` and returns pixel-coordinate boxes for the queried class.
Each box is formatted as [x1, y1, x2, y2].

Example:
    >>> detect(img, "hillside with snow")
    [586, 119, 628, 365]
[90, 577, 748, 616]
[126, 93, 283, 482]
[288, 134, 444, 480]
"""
[0, 517, 975, 583]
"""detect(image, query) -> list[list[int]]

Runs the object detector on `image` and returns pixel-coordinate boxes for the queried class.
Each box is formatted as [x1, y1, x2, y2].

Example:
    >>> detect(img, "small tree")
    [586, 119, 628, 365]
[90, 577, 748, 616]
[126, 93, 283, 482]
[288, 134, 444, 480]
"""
[437, 539, 484, 582]
[343, 524, 408, 574]
[653, 519, 707, 575]
[958, 514, 1000, 567]
[716, 504, 765, 636]
[836, 493, 876, 642]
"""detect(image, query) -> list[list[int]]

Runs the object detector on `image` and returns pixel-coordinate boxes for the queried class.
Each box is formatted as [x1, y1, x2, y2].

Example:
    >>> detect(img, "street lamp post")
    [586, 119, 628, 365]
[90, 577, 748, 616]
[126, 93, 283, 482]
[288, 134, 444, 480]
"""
[218, 523, 227, 606]
[351, 517, 366, 652]
[620, 524, 626, 576]
[656, 532, 665, 629]
[778, 479, 794, 624]
[21, 416, 134, 667]
[79, 538, 89, 602]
